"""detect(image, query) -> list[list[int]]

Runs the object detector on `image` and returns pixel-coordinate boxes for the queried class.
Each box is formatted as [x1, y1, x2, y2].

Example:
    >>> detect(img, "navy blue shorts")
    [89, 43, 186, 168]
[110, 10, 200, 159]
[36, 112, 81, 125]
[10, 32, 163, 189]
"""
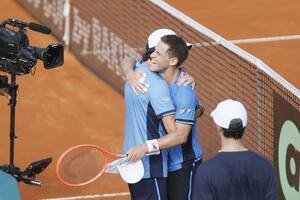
[128, 177, 167, 200]
[167, 159, 202, 200]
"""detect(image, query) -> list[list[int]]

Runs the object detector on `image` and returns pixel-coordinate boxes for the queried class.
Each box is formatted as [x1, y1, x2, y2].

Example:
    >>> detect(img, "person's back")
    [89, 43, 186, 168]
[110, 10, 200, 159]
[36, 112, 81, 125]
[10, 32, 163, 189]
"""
[192, 99, 277, 200]
[193, 150, 277, 200]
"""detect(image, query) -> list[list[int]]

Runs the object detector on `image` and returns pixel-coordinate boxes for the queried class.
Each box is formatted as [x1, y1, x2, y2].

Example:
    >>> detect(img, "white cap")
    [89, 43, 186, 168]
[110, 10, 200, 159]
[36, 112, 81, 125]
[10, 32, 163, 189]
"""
[210, 99, 247, 129]
[117, 160, 144, 184]
[147, 28, 192, 48]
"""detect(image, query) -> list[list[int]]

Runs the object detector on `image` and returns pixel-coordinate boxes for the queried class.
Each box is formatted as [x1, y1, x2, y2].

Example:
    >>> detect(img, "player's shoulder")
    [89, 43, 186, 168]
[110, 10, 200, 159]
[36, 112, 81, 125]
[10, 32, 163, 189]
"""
[196, 155, 220, 175]
[172, 84, 198, 104]
[175, 84, 195, 95]
[248, 151, 273, 168]
[135, 61, 149, 73]
[135, 61, 163, 81]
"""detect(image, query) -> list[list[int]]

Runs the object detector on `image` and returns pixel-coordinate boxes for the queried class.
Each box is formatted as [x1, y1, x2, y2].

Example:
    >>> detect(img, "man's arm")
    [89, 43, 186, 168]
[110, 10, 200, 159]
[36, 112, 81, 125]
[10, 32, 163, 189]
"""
[121, 59, 196, 95]
[159, 115, 191, 148]
[120, 57, 136, 77]
[126, 115, 192, 161]
[120, 57, 148, 94]
[126, 71, 199, 161]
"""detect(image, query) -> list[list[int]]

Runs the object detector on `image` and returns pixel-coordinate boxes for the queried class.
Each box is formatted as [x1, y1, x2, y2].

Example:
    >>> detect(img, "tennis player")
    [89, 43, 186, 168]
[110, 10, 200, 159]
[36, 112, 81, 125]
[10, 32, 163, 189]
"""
[123, 30, 203, 200]
[192, 99, 277, 200]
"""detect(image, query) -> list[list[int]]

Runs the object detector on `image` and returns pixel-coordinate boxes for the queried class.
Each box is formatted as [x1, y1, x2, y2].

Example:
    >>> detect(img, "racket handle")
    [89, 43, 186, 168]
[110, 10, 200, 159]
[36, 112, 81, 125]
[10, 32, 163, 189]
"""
[125, 151, 160, 157]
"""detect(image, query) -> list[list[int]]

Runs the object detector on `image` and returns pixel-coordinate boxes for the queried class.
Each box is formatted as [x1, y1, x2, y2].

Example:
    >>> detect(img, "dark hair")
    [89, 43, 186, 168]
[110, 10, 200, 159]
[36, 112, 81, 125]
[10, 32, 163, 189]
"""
[140, 43, 155, 63]
[222, 118, 245, 139]
[160, 35, 189, 67]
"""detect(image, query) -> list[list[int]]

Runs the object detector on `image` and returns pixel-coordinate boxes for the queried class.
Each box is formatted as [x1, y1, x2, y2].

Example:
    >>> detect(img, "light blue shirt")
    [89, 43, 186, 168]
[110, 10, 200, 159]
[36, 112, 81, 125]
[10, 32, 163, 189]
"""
[166, 72, 203, 171]
[123, 61, 176, 178]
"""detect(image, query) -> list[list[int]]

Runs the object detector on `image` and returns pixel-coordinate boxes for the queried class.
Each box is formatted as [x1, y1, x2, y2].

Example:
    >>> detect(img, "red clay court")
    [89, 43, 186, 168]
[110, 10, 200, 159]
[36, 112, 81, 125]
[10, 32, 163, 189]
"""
[0, 0, 299, 199]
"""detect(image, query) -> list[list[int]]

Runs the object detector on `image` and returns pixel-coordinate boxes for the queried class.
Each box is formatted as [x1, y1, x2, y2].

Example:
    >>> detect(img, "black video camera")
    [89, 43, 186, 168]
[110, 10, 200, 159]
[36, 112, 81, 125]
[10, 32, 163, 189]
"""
[0, 18, 63, 75]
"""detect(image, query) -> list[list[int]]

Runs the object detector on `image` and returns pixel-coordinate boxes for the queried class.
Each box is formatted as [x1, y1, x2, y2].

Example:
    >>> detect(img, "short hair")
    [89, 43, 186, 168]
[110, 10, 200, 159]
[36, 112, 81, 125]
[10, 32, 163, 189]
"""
[222, 118, 245, 139]
[160, 35, 189, 67]
[140, 43, 155, 63]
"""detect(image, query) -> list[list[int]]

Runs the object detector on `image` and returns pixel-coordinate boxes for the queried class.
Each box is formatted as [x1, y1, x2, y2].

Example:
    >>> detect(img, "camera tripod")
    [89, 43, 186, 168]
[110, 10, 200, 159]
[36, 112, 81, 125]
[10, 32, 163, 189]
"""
[0, 73, 52, 186]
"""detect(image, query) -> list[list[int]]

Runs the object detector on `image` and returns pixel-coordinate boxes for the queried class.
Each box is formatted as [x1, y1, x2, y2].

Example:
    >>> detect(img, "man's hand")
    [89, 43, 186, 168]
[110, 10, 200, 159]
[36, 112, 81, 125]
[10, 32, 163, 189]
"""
[121, 57, 150, 95]
[126, 143, 148, 162]
[177, 70, 196, 89]
[127, 71, 150, 95]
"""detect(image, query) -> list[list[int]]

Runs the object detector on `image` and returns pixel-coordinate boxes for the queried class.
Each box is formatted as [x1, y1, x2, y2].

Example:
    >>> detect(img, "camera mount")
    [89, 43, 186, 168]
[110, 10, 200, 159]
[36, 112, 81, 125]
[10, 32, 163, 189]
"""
[0, 18, 62, 187]
[0, 73, 52, 186]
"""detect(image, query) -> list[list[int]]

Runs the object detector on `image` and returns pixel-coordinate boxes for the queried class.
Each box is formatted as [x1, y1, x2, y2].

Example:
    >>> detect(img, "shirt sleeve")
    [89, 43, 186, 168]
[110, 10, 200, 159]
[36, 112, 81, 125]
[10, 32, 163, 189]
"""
[174, 86, 198, 125]
[148, 77, 176, 118]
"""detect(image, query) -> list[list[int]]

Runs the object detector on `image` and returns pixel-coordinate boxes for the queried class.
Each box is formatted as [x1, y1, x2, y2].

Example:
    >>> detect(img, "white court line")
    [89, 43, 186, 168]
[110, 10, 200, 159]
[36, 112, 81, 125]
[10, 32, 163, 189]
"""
[229, 34, 300, 44]
[193, 34, 300, 47]
[40, 192, 130, 200]
[151, 0, 300, 98]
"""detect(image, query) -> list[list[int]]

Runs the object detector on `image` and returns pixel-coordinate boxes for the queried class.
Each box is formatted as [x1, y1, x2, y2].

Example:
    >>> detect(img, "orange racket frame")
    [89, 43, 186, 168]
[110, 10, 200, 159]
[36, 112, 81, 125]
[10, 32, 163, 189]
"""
[56, 144, 125, 186]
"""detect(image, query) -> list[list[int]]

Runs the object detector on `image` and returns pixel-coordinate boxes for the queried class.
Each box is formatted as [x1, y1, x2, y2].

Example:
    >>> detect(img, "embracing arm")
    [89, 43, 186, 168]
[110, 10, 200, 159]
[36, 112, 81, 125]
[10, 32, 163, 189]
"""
[126, 115, 192, 161]
[120, 57, 136, 77]
[120, 57, 149, 94]
[177, 70, 196, 89]
[122, 61, 197, 95]
[158, 115, 191, 148]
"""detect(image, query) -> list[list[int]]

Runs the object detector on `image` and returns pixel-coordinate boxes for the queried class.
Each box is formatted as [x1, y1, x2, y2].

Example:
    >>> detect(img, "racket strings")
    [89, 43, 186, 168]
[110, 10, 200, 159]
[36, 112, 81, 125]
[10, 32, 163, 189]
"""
[58, 147, 106, 185]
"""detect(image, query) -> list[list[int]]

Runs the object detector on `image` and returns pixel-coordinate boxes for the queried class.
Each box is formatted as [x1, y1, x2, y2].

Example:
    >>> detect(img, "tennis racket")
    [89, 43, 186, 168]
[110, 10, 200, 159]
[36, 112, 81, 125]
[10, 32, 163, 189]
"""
[56, 144, 130, 186]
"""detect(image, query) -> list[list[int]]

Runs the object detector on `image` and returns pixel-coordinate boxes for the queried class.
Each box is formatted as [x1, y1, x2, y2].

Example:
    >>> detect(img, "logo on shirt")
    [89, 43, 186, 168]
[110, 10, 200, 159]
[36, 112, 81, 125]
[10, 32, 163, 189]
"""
[163, 96, 171, 103]
[179, 108, 191, 114]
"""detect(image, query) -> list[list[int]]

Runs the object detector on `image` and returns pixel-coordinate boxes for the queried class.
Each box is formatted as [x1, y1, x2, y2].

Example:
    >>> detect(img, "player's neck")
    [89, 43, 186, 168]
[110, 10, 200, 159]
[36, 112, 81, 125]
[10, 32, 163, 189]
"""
[160, 66, 179, 84]
[219, 137, 248, 152]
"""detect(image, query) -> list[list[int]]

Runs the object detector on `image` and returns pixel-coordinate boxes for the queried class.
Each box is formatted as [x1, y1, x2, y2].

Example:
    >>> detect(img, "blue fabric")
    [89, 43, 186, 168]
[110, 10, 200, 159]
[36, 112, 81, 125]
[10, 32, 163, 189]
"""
[128, 177, 167, 200]
[192, 151, 278, 200]
[0, 170, 21, 200]
[123, 61, 175, 178]
[166, 79, 203, 172]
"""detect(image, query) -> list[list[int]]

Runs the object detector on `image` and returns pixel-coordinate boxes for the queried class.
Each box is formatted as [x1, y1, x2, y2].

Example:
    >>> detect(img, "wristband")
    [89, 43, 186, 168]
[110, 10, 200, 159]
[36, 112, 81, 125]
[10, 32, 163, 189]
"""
[146, 139, 160, 154]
